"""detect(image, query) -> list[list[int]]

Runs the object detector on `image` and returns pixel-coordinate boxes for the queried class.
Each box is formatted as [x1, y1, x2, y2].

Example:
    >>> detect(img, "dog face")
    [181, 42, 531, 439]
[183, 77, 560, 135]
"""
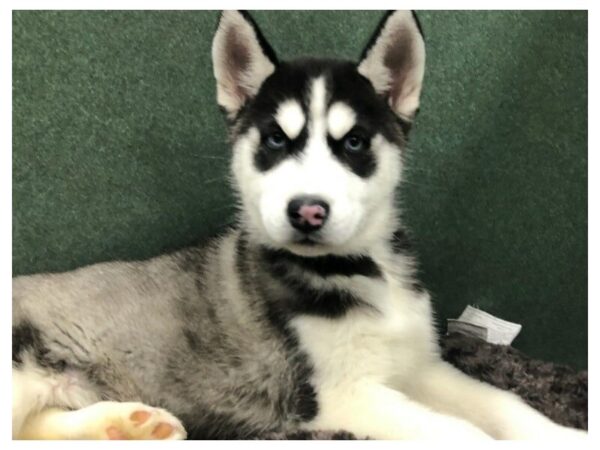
[212, 11, 425, 256]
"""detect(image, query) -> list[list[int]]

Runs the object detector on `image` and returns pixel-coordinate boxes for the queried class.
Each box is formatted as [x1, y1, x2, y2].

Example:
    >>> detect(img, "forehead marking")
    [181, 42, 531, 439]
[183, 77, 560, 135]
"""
[274, 99, 305, 140]
[309, 77, 327, 137]
[327, 102, 357, 140]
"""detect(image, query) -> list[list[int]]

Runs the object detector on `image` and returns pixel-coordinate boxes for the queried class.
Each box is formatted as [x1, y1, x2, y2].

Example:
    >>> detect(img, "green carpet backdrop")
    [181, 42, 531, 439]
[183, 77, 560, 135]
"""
[13, 11, 587, 369]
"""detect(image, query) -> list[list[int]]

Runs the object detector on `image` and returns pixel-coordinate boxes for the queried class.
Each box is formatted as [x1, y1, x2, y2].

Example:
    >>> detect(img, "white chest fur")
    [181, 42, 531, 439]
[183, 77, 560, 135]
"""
[291, 274, 438, 393]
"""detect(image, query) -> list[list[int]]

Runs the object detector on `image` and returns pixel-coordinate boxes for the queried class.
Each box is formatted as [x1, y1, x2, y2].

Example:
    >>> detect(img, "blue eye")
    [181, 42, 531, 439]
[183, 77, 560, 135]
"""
[343, 134, 366, 152]
[265, 132, 287, 150]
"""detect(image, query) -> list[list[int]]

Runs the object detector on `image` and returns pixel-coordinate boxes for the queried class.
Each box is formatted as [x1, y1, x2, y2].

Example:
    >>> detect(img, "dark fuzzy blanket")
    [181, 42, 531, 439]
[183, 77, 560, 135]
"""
[262, 333, 587, 439]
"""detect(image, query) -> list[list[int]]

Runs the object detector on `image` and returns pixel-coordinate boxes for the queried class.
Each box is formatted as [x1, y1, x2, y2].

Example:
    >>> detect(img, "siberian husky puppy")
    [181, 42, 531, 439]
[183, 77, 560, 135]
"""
[12, 10, 585, 440]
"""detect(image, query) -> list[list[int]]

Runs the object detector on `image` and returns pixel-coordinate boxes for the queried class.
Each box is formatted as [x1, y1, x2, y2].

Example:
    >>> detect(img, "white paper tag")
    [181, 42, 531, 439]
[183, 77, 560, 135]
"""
[447, 305, 522, 345]
[447, 319, 488, 341]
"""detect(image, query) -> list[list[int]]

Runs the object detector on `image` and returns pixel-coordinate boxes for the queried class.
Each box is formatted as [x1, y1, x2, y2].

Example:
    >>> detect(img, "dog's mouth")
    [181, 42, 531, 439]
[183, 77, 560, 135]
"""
[285, 234, 332, 257]
[284, 228, 353, 257]
[293, 235, 320, 246]
[287, 230, 328, 249]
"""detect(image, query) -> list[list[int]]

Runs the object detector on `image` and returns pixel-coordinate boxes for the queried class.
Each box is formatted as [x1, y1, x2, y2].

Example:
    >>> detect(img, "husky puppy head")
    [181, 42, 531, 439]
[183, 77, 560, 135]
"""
[212, 11, 425, 256]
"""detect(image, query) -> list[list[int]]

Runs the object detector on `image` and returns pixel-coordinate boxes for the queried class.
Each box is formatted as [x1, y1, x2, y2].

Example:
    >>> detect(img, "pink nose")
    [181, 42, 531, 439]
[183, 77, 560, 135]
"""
[287, 197, 330, 233]
[298, 205, 326, 226]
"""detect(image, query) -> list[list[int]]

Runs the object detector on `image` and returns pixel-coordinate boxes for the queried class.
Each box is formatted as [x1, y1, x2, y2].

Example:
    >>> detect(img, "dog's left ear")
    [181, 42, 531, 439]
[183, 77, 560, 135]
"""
[212, 11, 278, 118]
[358, 11, 426, 121]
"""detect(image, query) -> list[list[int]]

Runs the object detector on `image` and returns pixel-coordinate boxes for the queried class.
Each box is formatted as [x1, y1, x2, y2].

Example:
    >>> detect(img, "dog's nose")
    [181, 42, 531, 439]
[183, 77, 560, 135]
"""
[287, 197, 330, 233]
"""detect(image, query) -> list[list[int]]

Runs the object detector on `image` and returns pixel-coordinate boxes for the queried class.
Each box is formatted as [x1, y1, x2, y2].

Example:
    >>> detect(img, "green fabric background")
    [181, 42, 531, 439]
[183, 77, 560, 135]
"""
[13, 11, 587, 369]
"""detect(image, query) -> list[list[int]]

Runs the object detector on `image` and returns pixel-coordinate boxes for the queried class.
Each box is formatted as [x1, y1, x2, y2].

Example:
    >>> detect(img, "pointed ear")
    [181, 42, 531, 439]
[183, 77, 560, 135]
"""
[358, 11, 426, 121]
[212, 11, 278, 117]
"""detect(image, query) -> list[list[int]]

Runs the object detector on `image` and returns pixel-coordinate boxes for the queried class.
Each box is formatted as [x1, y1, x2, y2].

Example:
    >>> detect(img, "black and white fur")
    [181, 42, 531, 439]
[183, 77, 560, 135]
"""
[12, 11, 585, 440]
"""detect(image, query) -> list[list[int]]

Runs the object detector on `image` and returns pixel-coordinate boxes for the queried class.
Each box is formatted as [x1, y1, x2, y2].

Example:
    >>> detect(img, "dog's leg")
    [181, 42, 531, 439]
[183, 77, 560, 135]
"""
[402, 360, 586, 439]
[12, 355, 102, 438]
[13, 358, 186, 440]
[12, 365, 57, 438]
[304, 380, 492, 440]
[17, 402, 187, 440]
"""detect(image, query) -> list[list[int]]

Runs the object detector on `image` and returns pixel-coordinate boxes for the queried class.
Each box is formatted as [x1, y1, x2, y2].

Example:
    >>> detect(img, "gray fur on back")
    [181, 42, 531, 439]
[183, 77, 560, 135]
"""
[13, 229, 320, 438]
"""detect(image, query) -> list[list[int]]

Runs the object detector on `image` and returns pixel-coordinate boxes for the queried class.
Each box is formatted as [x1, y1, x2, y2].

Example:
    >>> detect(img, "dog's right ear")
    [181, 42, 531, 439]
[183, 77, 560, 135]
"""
[212, 11, 278, 118]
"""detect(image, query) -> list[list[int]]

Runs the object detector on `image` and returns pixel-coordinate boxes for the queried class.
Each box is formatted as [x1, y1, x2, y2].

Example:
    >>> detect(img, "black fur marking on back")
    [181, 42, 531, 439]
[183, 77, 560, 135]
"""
[13, 321, 67, 371]
[183, 329, 203, 353]
[13, 321, 43, 364]
[262, 247, 382, 278]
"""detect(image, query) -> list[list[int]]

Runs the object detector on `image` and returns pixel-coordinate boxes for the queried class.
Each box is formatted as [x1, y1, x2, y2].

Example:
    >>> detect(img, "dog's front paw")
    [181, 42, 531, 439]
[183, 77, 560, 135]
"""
[75, 401, 187, 440]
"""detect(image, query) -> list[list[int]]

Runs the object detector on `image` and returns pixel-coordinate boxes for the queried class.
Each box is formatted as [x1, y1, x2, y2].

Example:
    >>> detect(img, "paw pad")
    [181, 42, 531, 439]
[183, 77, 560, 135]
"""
[90, 402, 186, 440]
[130, 410, 151, 426]
[106, 426, 127, 440]
[151, 422, 175, 439]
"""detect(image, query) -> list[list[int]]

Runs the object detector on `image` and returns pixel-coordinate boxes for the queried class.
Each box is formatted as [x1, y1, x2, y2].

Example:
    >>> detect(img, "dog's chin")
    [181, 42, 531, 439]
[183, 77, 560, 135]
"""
[280, 233, 348, 257]
[285, 241, 331, 257]
[262, 223, 359, 257]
